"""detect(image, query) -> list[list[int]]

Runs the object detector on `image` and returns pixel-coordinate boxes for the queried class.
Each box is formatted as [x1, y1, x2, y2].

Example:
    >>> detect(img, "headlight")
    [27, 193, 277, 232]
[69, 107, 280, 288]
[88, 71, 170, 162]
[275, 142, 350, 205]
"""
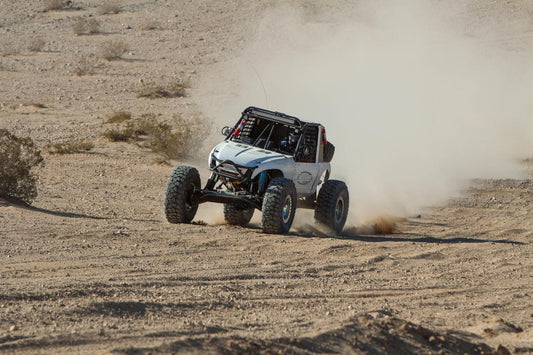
[209, 154, 217, 168]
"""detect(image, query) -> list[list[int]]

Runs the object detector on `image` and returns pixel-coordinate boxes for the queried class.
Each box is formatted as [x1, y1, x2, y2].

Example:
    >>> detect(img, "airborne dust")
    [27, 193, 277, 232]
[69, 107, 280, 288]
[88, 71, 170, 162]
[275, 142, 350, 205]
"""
[197, 1, 533, 232]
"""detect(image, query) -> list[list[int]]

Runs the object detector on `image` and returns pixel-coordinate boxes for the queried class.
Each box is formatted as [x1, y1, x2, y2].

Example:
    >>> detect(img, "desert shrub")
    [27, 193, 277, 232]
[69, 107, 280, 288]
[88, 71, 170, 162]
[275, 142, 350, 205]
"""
[107, 111, 132, 123]
[103, 129, 129, 142]
[98, 1, 121, 15]
[0, 129, 44, 204]
[73, 54, 100, 76]
[45, 139, 94, 154]
[99, 40, 127, 60]
[44, 0, 70, 11]
[137, 81, 188, 99]
[72, 17, 101, 35]
[103, 125, 138, 142]
[28, 37, 46, 52]
[141, 20, 162, 31]
[139, 115, 206, 159]
[103, 114, 208, 160]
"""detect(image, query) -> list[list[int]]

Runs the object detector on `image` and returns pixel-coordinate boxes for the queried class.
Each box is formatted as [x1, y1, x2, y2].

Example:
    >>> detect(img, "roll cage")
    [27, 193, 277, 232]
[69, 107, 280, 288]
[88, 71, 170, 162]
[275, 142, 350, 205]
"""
[227, 106, 321, 163]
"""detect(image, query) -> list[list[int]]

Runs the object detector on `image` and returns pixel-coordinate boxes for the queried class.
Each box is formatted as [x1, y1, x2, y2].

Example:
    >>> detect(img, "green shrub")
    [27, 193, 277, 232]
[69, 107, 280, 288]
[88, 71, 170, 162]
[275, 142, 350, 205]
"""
[103, 114, 208, 160]
[0, 129, 44, 204]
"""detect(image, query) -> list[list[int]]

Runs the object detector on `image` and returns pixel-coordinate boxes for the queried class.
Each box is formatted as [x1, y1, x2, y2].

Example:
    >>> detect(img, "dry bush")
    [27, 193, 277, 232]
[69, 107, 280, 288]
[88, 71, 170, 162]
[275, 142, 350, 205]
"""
[143, 115, 206, 159]
[98, 2, 121, 15]
[45, 139, 94, 154]
[103, 114, 208, 160]
[28, 37, 46, 52]
[103, 129, 127, 142]
[141, 20, 162, 31]
[0, 129, 44, 204]
[44, 0, 70, 11]
[72, 17, 101, 35]
[107, 111, 132, 123]
[102, 126, 138, 142]
[137, 81, 188, 99]
[73, 54, 99, 76]
[99, 40, 128, 60]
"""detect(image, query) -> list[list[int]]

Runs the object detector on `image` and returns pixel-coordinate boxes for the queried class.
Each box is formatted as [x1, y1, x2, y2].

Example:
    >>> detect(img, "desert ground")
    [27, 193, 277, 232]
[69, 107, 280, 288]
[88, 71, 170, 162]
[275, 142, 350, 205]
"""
[1, 0, 532, 354]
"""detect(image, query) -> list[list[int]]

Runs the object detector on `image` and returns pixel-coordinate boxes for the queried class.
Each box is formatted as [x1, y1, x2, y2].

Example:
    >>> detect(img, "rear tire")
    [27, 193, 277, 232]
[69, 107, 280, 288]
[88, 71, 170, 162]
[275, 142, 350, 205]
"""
[224, 203, 254, 226]
[314, 180, 349, 233]
[165, 166, 200, 223]
[261, 178, 297, 234]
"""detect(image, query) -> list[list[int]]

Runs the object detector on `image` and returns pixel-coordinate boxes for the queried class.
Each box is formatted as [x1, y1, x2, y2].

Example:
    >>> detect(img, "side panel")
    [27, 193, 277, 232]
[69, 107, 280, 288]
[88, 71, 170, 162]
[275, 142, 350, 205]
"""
[250, 160, 295, 181]
[292, 162, 319, 195]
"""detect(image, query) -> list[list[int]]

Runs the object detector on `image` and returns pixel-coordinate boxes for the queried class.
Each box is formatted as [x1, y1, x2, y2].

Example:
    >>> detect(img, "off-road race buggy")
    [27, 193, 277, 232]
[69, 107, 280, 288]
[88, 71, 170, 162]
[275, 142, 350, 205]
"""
[165, 107, 349, 234]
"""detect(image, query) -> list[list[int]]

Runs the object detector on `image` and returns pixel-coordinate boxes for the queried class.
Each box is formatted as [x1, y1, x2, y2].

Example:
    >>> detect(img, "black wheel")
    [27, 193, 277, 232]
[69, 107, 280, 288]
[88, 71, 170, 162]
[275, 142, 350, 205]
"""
[165, 166, 200, 223]
[224, 203, 254, 226]
[323, 141, 335, 162]
[314, 180, 349, 233]
[261, 177, 297, 234]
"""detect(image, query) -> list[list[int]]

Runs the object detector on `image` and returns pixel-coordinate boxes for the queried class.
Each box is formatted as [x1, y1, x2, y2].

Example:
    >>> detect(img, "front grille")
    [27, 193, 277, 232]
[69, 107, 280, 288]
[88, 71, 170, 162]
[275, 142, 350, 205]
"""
[218, 163, 241, 176]
[213, 161, 249, 180]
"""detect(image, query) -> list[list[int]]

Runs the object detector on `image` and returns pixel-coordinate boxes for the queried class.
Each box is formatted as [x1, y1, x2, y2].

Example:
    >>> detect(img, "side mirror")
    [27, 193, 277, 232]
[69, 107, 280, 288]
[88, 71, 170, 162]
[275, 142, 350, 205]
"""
[221, 126, 232, 136]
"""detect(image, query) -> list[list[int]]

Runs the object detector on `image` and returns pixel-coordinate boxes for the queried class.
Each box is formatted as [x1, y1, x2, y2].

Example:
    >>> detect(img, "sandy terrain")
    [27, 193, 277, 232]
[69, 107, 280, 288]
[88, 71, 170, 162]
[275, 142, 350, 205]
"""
[1, 0, 532, 354]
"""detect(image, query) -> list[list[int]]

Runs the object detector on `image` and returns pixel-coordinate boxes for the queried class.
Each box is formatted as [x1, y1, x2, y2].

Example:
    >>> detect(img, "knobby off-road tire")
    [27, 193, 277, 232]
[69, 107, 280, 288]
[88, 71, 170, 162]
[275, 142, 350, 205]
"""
[261, 177, 297, 234]
[323, 141, 335, 162]
[314, 180, 349, 233]
[165, 166, 200, 224]
[224, 203, 254, 226]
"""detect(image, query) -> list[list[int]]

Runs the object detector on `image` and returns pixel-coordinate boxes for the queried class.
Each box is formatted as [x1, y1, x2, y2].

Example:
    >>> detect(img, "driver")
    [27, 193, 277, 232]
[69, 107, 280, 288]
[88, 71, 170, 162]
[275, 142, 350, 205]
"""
[279, 131, 300, 154]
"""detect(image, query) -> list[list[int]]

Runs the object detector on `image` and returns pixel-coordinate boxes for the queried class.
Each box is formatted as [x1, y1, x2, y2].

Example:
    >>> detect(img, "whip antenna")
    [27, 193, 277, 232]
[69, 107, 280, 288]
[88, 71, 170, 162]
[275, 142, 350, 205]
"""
[251, 66, 269, 109]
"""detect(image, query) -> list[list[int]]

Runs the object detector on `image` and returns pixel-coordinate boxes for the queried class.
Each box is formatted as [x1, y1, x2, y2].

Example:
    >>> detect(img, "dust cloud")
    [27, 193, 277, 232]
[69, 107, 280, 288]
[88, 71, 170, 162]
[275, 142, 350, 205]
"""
[198, 1, 533, 226]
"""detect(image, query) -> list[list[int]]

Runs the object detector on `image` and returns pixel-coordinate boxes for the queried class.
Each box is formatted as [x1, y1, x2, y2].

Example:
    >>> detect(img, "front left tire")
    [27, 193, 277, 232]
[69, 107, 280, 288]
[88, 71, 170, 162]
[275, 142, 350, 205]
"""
[165, 166, 200, 223]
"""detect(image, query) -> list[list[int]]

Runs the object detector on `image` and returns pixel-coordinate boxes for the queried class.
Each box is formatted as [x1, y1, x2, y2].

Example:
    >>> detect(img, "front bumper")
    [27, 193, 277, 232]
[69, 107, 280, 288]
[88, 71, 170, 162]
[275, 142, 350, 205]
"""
[194, 189, 262, 210]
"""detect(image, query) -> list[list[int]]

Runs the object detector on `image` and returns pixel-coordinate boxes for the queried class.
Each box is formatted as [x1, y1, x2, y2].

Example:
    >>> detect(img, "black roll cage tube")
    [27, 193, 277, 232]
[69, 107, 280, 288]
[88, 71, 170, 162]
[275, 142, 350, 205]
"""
[211, 159, 254, 181]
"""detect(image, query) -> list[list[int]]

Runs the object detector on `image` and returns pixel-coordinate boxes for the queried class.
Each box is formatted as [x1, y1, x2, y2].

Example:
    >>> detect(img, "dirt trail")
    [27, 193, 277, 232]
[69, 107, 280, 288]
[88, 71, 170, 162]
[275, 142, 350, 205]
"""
[1, 176, 531, 353]
[1, 1, 532, 354]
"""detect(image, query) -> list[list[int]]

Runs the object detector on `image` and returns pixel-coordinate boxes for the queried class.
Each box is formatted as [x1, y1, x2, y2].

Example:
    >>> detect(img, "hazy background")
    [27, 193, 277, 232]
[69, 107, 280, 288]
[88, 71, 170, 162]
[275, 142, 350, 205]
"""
[197, 1, 533, 225]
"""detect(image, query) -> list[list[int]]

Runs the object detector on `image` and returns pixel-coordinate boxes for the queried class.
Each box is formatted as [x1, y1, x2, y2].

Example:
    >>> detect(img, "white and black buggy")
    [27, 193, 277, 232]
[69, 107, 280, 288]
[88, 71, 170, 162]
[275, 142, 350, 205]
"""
[165, 107, 349, 234]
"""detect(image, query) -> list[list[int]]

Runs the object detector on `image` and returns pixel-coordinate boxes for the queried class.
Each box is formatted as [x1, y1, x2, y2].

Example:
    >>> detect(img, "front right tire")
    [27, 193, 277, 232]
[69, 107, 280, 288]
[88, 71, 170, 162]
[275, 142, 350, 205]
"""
[261, 177, 297, 234]
[224, 203, 254, 226]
